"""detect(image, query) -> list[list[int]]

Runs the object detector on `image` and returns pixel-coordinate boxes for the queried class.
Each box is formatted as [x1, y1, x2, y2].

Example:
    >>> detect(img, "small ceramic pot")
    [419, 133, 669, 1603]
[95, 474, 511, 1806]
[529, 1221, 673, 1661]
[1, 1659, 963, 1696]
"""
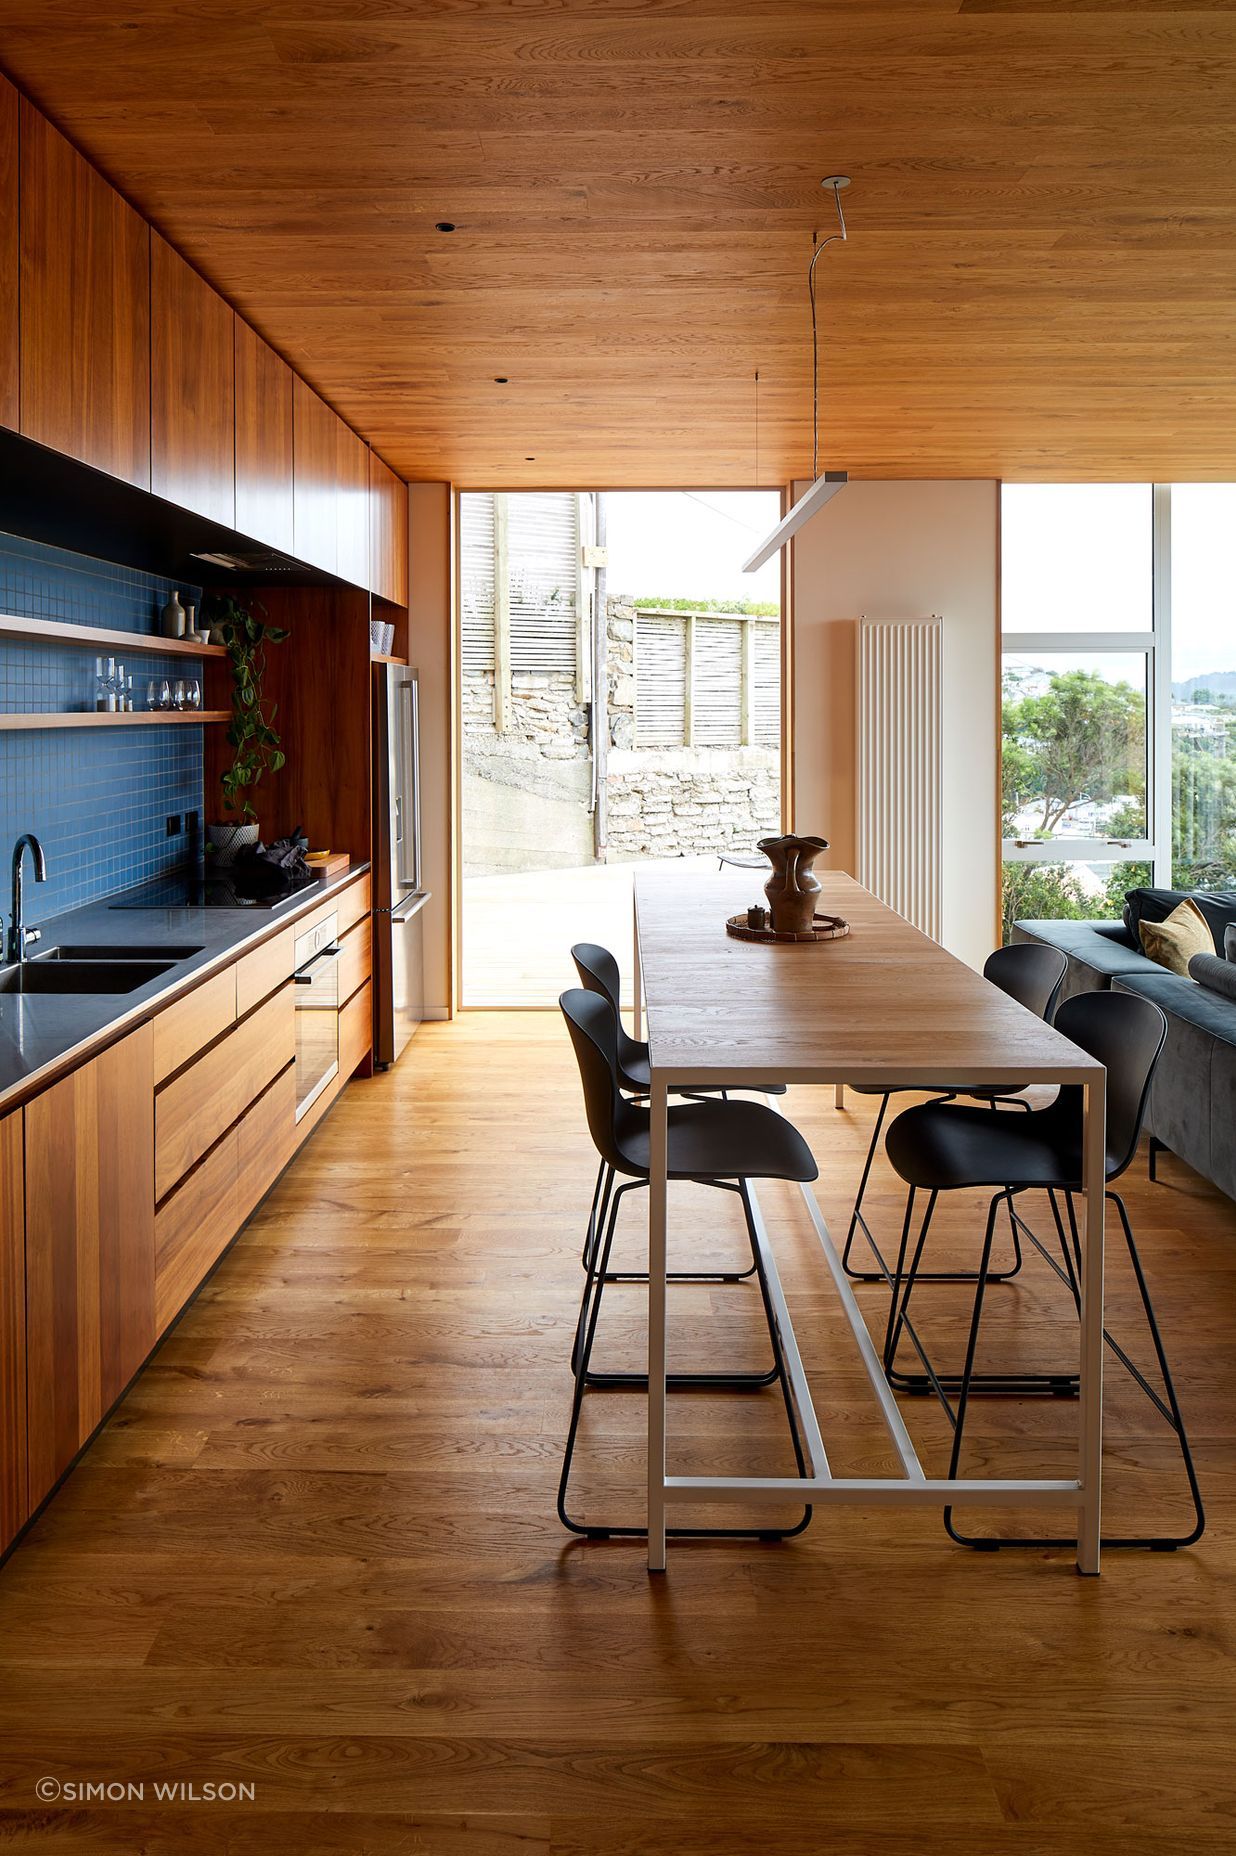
[206, 821, 259, 867]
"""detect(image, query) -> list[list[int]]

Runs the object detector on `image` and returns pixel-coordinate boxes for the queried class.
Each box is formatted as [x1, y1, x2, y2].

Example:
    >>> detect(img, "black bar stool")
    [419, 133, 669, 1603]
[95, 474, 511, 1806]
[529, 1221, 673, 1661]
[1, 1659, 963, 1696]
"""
[881, 990, 1204, 1552]
[842, 941, 1067, 1286]
[571, 940, 784, 1287]
[558, 986, 818, 1540]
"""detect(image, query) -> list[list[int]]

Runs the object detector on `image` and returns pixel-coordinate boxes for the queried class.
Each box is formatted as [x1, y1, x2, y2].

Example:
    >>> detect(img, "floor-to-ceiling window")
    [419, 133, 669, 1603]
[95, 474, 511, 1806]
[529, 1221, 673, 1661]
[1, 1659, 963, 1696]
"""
[1000, 484, 1156, 938]
[1001, 483, 1236, 939]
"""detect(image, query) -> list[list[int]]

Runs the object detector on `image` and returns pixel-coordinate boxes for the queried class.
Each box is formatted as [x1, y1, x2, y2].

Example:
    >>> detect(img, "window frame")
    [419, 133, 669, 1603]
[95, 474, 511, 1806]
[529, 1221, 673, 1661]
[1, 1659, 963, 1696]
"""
[1001, 483, 1172, 888]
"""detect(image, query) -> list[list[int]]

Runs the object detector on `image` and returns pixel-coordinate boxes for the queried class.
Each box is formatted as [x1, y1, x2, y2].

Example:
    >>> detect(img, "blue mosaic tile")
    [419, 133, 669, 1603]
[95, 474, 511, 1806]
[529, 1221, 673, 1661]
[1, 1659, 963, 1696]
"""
[0, 533, 207, 918]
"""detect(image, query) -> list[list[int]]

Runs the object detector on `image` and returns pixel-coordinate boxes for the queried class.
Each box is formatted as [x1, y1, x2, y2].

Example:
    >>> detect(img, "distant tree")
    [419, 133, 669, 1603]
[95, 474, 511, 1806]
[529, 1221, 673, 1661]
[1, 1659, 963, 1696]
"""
[1003, 668, 1145, 835]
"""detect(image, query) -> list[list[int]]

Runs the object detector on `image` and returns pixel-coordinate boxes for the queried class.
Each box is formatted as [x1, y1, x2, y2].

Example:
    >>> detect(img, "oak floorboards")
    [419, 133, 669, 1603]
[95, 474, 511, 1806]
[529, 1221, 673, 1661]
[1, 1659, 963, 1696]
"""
[0, 1012, 1234, 1852]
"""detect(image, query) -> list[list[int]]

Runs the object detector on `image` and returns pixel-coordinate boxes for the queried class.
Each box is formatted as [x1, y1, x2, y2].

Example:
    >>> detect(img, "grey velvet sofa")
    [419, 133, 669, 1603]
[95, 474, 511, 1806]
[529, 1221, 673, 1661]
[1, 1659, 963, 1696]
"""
[1013, 903, 1236, 1202]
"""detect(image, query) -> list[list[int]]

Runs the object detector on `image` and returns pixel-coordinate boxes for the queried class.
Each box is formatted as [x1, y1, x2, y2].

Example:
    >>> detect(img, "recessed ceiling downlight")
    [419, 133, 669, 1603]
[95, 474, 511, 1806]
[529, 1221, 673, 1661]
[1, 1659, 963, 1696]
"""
[435, 221, 456, 232]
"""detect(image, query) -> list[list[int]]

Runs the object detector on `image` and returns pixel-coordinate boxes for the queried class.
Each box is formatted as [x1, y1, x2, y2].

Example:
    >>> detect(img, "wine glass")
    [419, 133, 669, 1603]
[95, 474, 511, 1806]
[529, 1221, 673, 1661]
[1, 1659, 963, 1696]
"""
[158, 680, 171, 710]
[172, 679, 186, 711]
[145, 679, 160, 711]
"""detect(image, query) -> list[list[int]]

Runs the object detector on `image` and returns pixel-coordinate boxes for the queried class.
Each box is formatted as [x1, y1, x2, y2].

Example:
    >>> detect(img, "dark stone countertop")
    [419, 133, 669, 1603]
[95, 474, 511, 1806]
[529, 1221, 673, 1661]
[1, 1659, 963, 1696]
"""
[0, 859, 370, 1115]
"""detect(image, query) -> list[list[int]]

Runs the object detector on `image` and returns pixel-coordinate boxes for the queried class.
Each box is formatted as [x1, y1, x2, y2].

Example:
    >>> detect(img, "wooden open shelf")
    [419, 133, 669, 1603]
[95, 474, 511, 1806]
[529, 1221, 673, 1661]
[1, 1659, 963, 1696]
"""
[0, 710, 229, 731]
[0, 613, 226, 658]
[370, 652, 408, 666]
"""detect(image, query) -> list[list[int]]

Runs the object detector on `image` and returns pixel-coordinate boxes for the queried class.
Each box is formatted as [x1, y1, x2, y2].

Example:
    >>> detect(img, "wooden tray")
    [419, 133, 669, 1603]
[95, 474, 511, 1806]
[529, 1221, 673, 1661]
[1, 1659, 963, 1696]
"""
[726, 912, 851, 945]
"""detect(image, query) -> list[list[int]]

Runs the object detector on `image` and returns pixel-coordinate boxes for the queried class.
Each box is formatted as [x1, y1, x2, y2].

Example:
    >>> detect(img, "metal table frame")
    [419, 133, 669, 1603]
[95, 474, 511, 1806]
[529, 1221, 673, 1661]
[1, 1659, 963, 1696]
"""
[632, 879, 1107, 1577]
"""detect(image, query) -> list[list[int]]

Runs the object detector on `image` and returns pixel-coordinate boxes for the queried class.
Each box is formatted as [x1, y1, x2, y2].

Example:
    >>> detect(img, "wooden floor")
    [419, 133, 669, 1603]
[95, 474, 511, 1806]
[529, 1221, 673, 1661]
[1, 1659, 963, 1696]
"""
[1, 1013, 1235, 1852]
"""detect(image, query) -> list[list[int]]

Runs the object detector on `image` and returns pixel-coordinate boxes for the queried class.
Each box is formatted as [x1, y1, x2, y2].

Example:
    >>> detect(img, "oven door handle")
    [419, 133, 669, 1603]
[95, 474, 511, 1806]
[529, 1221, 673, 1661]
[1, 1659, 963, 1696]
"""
[294, 945, 343, 983]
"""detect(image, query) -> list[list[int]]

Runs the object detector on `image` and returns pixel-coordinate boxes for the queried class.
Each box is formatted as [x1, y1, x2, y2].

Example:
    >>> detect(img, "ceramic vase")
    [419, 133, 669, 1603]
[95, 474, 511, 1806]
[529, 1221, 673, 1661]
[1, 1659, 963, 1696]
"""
[757, 833, 830, 934]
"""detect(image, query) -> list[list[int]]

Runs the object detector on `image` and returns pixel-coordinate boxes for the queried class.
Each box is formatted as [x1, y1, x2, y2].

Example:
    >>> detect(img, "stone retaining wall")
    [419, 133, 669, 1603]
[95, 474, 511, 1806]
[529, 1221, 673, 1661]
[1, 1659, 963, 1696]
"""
[606, 746, 779, 859]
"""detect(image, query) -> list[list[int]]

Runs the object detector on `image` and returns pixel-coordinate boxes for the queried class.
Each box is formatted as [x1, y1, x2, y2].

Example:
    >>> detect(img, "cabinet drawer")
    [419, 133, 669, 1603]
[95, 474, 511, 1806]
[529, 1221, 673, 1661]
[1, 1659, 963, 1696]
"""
[335, 873, 371, 936]
[154, 1127, 240, 1334]
[155, 983, 294, 1200]
[151, 967, 236, 1085]
[338, 913, 372, 1005]
[340, 979, 372, 1080]
[236, 924, 296, 1018]
[237, 1063, 296, 1223]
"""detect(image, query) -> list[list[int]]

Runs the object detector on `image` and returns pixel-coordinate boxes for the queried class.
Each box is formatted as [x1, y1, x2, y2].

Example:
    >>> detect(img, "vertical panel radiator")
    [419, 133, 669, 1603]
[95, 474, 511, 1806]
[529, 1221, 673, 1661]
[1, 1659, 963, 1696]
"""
[857, 617, 942, 939]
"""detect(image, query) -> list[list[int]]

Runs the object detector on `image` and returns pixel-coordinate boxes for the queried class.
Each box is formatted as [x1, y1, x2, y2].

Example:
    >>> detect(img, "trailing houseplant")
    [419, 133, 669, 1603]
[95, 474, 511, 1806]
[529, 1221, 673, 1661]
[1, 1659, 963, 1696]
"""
[205, 596, 289, 864]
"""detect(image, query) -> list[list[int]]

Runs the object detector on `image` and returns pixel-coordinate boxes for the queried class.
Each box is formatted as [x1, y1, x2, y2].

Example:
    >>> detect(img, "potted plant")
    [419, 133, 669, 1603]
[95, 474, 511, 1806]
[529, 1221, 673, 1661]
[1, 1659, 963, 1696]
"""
[206, 597, 289, 865]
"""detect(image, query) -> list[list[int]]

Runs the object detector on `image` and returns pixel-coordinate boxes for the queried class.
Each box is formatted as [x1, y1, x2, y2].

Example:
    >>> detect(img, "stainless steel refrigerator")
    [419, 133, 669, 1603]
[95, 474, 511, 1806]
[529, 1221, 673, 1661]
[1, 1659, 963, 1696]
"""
[372, 662, 430, 1067]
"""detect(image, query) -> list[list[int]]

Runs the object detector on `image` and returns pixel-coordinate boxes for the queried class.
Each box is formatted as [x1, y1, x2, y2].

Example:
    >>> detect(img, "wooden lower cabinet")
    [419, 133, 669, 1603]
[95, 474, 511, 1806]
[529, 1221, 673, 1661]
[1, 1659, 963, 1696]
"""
[154, 1127, 240, 1334]
[24, 1025, 155, 1508]
[0, 1111, 27, 1553]
[340, 979, 373, 1079]
[154, 1063, 297, 1334]
[155, 982, 294, 1199]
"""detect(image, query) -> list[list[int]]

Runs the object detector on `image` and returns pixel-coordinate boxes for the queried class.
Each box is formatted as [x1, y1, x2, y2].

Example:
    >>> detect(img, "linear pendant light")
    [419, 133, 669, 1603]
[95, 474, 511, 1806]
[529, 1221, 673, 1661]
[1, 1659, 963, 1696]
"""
[743, 176, 851, 573]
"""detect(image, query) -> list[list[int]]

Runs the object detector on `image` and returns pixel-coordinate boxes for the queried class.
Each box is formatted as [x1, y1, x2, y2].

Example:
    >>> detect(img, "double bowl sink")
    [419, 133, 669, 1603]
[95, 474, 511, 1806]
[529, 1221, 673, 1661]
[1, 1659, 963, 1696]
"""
[0, 944, 204, 996]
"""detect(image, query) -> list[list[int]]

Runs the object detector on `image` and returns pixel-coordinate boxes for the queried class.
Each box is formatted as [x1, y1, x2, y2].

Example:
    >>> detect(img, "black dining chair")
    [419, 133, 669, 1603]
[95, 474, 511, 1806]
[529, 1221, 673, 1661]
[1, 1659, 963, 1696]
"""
[842, 940, 1068, 1287]
[557, 985, 818, 1539]
[880, 989, 1203, 1551]
[571, 940, 784, 1285]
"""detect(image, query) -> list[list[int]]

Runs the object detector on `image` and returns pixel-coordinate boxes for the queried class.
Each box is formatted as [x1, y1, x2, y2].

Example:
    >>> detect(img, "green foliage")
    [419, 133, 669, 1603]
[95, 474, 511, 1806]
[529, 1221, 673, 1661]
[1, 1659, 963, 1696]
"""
[1002, 667, 1145, 835]
[632, 595, 779, 618]
[1000, 859, 1150, 945]
[207, 597, 289, 820]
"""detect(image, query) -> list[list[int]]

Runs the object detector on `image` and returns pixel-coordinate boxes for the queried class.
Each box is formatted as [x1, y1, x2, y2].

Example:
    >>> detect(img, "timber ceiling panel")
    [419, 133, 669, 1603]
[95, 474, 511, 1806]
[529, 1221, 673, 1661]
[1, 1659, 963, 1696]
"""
[3, 2, 1236, 487]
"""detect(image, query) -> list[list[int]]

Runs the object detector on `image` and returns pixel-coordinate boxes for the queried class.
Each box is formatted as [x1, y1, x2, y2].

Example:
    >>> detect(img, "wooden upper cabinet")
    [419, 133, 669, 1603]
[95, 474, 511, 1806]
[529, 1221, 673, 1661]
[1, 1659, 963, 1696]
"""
[24, 1025, 156, 1508]
[151, 235, 236, 526]
[336, 420, 370, 589]
[235, 319, 294, 553]
[292, 375, 338, 575]
[370, 453, 409, 606]
[19, 99, 150, 489]
[0, 1110, 27, 1554]
[0, 78, 18, 433]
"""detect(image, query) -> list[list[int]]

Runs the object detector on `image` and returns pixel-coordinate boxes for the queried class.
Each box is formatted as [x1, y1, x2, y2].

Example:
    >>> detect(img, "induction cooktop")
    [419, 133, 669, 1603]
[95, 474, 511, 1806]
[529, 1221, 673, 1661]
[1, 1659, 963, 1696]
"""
[109, 866, 318, 911]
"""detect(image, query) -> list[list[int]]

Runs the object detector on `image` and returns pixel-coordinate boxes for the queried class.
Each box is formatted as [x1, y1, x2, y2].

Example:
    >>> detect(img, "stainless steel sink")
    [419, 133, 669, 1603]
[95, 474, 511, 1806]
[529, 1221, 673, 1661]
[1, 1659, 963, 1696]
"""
[0, 959, 177, 995]
[35, 943, 204, 962]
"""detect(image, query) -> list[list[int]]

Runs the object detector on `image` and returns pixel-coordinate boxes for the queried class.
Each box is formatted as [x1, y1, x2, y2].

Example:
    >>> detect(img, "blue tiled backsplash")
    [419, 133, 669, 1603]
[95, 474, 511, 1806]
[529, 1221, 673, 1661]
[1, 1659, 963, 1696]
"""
[0, 533, 207, 919]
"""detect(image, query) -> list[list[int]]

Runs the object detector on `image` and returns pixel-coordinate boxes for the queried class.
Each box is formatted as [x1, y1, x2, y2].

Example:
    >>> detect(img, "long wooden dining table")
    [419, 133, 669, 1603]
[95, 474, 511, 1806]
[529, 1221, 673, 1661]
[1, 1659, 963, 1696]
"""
[632, 866, 1108, 1575]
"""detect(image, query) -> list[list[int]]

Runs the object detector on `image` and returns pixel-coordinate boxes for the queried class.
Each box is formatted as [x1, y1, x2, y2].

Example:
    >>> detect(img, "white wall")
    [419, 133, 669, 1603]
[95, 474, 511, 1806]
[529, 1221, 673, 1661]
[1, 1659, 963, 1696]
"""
[408, 482, 454, 1017]
[789, 480, 999, 969]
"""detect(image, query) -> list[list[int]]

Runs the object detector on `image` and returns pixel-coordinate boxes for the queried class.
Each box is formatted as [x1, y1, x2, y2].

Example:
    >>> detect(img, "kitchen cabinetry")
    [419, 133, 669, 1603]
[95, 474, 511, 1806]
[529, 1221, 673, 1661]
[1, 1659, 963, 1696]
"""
[337, 419, 371, 589]
[24, 1025, 155, 1508]
[0, 77, 18, 433]
[370, 453, 409, 606]
[155, 983, 294, 1199]
[0, 1111, 26, 1555]
[0, 870, 372, 1552]
[235, 318, 294, 553]
[151, 235, 235, 526]
[19, 100, 151, 489]
[292, 376, 339, 576]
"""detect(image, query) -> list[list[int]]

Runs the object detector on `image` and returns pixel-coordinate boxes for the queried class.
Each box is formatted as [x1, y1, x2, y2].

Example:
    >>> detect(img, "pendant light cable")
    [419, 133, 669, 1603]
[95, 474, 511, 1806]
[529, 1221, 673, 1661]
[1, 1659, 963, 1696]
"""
[808, 179, 848, 481]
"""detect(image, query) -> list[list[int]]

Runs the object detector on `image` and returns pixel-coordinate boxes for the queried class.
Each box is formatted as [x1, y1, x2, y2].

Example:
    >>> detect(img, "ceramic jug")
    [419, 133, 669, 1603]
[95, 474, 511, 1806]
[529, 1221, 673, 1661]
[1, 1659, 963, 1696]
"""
[757, 833, 830, 934]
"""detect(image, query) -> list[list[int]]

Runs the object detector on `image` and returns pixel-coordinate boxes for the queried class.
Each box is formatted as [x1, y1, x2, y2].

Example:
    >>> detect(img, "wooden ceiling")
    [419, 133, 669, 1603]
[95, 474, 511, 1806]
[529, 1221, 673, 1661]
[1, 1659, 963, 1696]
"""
[4, 2, 1236, 488]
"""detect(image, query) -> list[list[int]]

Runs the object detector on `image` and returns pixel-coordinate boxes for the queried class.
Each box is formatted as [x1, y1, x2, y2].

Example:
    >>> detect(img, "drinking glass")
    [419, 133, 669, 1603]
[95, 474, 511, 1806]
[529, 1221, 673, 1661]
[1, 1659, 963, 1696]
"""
[172, 679, 186, 710]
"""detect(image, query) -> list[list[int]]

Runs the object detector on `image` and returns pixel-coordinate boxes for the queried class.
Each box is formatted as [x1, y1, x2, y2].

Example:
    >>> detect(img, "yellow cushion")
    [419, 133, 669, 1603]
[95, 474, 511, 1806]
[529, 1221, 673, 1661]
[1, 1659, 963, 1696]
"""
[1139, 898, 1213, 975]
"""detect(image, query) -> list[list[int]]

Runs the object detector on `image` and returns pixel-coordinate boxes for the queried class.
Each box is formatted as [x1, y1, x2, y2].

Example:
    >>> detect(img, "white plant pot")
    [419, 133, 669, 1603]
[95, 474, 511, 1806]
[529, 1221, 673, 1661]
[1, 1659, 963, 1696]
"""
[206, 822, 259, 867]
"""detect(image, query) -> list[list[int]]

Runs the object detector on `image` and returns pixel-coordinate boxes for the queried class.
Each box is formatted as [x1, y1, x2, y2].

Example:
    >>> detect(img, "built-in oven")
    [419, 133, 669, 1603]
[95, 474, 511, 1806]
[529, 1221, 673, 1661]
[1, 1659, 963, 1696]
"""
[293, 910, 342, 1121]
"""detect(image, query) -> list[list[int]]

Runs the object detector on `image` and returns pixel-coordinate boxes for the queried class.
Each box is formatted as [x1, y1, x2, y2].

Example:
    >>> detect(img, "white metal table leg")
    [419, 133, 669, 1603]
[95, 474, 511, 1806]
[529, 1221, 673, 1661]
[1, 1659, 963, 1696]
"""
[646, 1074, 668, 1572]
[632, 888, 642, 1042]
[1077, 1070, 1107, 1574]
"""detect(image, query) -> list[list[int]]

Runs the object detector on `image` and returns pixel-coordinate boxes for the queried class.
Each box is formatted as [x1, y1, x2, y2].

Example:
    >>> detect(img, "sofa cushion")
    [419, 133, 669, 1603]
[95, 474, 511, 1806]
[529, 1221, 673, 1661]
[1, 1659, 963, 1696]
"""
[1226, 923, 1236, 963]
[1123, 885, 1236, 956]
[1138, 899, 1213, 975]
